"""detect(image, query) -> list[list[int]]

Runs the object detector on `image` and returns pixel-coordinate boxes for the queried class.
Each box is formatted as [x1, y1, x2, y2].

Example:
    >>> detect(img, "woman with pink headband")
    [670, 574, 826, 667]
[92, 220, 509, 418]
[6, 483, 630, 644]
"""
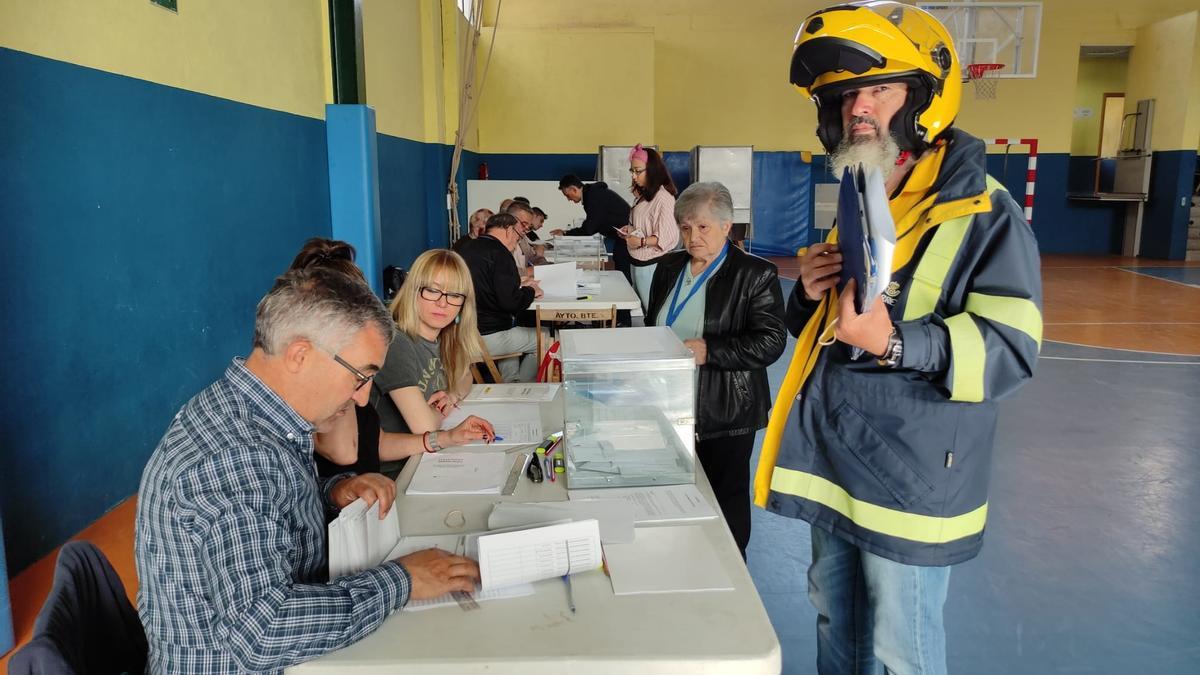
[621, 144, 680, 310]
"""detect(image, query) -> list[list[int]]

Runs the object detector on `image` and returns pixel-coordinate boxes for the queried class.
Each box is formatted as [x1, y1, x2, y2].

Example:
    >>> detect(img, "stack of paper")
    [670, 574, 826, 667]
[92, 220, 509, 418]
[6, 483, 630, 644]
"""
[405, 452, 515, 496]
[566, 419, 691, 480]
[441, 402, 544, 446]
[328, 498, 400, 579]
[568, 484, 717, 524]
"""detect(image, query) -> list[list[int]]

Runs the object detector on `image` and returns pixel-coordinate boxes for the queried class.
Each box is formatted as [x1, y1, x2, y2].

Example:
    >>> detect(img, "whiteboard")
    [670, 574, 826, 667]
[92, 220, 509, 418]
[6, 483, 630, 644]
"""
[466, 180, 587, 236]
[692, 146, 753, 227]
[597, 145, 658, 206]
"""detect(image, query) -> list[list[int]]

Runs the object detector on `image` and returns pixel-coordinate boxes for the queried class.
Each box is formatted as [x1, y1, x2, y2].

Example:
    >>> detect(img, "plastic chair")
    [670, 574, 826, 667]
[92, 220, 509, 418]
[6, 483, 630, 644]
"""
[7, 541, 147, 675]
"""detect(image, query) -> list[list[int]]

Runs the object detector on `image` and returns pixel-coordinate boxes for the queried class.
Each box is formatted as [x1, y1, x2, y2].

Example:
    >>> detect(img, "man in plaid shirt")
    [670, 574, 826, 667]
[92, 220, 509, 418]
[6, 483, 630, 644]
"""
[136, 267, 480, 673]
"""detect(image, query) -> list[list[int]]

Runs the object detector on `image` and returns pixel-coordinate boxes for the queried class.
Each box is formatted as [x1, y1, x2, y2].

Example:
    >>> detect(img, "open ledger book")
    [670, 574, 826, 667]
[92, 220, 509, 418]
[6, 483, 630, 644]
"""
[329, 508, 602, 609]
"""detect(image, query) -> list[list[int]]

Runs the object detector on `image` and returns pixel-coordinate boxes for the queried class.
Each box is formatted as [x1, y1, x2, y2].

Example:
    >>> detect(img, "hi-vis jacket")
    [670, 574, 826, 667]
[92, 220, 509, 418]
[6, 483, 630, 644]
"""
[754, 129, 1042, 567]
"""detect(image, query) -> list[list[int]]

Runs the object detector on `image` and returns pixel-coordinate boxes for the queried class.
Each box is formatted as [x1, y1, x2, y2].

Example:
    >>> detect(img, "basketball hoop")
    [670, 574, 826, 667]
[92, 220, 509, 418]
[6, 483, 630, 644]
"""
[967, 63, 1004, 100]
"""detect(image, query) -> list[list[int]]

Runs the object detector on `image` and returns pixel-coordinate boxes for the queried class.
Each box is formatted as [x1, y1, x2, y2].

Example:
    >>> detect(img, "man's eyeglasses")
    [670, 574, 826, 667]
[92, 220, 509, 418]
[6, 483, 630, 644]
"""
[419, 286, 467, 306]
[331, 353, 374, 392]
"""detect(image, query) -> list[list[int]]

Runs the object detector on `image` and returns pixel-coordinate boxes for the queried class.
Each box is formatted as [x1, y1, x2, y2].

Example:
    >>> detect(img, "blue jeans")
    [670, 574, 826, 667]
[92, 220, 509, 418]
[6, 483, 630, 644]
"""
[808, 526, 951, 675]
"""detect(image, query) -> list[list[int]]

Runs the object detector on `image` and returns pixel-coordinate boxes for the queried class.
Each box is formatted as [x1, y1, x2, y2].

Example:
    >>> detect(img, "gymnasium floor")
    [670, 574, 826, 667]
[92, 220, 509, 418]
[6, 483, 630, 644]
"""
[753, 254, 1200, 674]
[4, 254, 1199, 673]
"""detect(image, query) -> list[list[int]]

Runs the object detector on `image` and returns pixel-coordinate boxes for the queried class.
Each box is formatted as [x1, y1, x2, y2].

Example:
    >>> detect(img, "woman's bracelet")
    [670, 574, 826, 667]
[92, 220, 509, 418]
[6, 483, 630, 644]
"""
[422, 431, 431, 453]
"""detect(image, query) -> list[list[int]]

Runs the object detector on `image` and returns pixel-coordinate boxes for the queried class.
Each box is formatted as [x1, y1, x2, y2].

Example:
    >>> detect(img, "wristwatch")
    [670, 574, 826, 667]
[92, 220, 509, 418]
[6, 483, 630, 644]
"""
[426, 430, 443, 453]
[876, 325, 904, 368]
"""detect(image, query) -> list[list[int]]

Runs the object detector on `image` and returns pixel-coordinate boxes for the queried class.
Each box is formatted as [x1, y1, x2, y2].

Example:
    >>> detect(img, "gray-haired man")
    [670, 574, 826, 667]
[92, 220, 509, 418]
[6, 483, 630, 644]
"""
[136, 267, 480, 674]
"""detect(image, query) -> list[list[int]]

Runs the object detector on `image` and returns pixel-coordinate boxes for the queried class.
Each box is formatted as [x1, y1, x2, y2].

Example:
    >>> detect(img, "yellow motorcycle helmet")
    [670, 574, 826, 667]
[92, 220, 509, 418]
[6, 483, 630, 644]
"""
[789, 1, 962, 153]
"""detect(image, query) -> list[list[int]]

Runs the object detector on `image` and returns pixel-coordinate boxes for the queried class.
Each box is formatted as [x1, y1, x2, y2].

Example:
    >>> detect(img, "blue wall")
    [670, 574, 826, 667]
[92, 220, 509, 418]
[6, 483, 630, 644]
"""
[0, 48, 333, 573]
[376, 138, 474, 270]
[1142, 150, 1197, 260]
[1003, 153, 1123, 255]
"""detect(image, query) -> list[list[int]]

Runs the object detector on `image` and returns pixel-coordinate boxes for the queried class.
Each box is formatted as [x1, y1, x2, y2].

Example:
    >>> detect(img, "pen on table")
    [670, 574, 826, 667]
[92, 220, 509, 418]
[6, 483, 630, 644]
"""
[562, 574, 576, 614]
[576, 295, 591, 300]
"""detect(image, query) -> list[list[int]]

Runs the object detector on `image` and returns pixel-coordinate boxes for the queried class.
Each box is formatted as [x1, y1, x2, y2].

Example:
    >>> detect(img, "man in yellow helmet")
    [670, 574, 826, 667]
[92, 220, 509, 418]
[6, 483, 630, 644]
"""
[754, 3, 1043, 672]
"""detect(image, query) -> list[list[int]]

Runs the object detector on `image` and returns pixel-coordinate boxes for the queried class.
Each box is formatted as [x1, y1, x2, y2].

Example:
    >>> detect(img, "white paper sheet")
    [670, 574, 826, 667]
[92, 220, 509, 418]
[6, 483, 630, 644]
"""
[533, 262, 578, 299]
[442, 402, 544, 446]
[602, 525, 734, 595]
[568, 484, 718, 524]
[475, 520, 603, 591]
[464, 383, 560, 403]
[405, 452, 514, 495]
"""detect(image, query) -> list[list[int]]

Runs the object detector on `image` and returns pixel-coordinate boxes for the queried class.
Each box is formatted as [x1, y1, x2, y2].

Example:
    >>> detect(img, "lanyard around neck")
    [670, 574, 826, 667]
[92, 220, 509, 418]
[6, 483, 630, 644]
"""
[665, 244, 728, 327]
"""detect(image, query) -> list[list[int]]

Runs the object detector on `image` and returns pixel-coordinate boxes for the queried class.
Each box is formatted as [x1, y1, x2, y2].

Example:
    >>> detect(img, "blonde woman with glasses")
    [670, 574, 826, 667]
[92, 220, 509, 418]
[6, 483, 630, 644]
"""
[371, 249, 493, 472]
[286, 240, 494, 482]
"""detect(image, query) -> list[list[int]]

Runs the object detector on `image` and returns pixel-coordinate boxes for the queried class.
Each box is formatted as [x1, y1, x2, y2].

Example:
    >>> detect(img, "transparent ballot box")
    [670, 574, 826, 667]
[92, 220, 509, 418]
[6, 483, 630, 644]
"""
[545, 235, 609, 270]
[559, 327, 696, 488]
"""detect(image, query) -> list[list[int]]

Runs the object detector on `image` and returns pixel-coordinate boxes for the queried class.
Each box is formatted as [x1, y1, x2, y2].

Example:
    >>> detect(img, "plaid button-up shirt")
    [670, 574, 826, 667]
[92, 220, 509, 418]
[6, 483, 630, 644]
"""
[136, 359, 410, 674]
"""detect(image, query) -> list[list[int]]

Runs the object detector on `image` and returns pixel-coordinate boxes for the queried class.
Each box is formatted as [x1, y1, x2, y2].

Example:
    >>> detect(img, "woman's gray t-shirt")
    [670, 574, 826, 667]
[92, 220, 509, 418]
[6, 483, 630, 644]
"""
[370, 330, 447, 433]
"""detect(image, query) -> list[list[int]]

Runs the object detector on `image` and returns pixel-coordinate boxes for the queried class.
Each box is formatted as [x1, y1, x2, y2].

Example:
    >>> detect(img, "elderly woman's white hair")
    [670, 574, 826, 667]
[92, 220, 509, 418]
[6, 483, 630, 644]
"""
[674, 181, 735, 224]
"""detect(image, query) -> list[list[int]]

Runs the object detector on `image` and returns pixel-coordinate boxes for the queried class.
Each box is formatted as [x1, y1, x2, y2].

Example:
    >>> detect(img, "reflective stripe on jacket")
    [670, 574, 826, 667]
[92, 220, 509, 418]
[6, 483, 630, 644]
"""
[754, 129, 1042, 566]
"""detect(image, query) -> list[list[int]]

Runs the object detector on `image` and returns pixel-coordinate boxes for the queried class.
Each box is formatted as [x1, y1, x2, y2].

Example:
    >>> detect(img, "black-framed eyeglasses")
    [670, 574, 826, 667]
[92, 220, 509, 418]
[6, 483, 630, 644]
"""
[331, 353, 374, 391]
[628, 167, 647, 175]
[419, 286, 467, 306]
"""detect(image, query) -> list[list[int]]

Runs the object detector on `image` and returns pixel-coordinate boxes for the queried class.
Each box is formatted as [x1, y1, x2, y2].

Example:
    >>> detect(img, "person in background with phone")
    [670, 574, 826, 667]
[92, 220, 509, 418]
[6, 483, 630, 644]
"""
[622, 144, 680, 312]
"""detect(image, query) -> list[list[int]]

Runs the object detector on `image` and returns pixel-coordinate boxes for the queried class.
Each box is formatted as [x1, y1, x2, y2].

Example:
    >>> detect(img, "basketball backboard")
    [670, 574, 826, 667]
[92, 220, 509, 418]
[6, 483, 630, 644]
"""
[919, 2, 1042, 79]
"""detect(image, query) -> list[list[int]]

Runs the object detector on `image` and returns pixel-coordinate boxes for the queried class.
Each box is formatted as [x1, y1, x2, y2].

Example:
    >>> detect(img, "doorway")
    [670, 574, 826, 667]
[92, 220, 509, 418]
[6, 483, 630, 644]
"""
[1094, 93, 1125, 192]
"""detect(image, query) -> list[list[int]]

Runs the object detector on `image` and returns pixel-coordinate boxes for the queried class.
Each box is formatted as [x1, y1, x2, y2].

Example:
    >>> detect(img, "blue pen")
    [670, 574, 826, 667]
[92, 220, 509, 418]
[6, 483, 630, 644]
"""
[493, 435, 504, 442]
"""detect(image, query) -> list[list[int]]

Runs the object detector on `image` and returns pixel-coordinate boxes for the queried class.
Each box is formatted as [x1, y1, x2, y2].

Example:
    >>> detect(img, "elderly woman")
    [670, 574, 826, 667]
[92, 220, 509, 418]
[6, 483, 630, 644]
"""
[646, 182, 787, 558]
[468, 208, 494, 239]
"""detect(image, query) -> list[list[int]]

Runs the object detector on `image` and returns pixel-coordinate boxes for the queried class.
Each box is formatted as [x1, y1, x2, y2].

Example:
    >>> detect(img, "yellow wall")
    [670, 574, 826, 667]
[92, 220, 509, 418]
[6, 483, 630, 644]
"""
[0, 0, 475, 146]
[1126, 11, 1200, 151]
[476, 0, 1200, 154]
[0, 0, 330, 119]
[1070, 57, 1129, 156]
[360, 0, 479, 147]
[362, 0, 428, 140]
[475, 28, 654, 153]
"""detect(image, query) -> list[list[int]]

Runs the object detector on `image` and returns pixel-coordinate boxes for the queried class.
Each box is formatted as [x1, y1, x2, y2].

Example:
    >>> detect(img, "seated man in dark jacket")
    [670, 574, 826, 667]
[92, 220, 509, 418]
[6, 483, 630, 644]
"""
[457, 213, 546, 381]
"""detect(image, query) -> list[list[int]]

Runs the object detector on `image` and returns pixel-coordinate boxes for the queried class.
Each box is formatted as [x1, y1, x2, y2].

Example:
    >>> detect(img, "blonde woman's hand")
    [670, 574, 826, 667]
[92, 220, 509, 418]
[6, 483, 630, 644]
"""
[446, 415, 496, 446]
[426, 390, 461, 417]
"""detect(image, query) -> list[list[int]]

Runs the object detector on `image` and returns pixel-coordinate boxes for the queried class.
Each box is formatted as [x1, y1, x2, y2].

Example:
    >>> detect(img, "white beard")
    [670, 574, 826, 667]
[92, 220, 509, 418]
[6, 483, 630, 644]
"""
[830, 126, 901, 181]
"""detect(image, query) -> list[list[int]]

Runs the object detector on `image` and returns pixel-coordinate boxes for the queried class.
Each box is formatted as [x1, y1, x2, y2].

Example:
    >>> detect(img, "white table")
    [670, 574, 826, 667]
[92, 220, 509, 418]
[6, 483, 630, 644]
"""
[292, 396, 781, 674]
[531, 270, 641, 312]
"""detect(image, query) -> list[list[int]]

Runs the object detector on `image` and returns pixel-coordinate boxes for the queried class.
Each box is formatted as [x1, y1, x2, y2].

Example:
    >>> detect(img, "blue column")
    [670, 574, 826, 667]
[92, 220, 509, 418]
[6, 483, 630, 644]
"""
[326, 104, 383, 295]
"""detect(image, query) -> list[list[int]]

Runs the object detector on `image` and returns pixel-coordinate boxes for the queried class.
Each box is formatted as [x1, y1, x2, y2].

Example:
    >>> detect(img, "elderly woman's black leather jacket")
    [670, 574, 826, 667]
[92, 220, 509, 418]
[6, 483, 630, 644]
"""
[647, 245, 787, 440]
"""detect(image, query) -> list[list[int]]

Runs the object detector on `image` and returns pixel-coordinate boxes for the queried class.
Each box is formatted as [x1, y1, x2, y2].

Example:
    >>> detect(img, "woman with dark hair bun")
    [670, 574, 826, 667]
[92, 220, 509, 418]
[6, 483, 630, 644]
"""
[621, 145, 680, 311]
[289, 237, 363, 280]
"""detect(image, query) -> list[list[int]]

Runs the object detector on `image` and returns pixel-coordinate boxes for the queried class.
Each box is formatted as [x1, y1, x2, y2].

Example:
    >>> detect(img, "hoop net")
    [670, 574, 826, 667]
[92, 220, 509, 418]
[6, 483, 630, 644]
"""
[967, 63, 1004, 99]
